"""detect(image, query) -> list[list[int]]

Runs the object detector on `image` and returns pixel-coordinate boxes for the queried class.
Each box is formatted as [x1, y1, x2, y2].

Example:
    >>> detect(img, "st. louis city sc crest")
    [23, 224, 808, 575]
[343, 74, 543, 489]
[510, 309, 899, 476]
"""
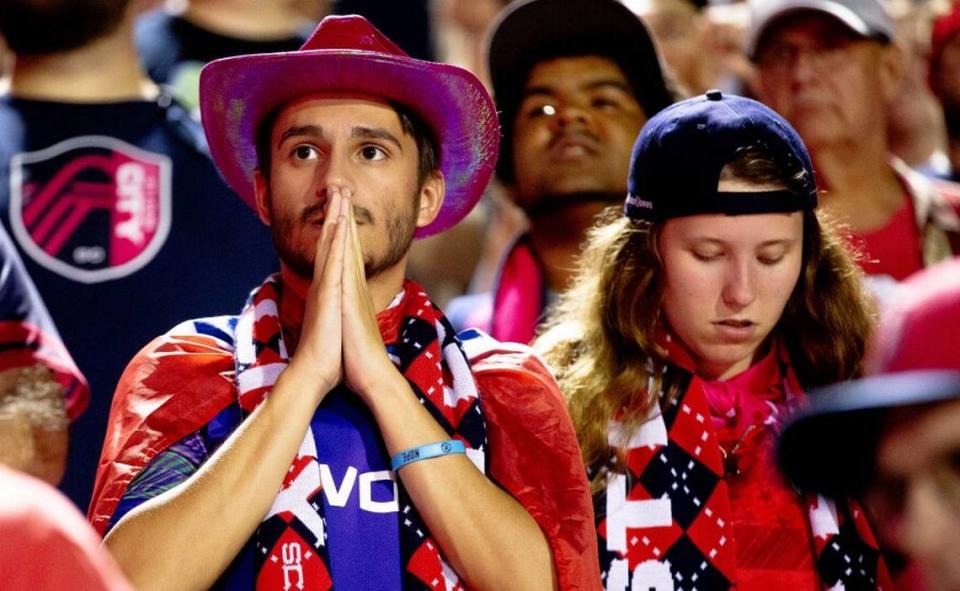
[10, 136, 172, 283]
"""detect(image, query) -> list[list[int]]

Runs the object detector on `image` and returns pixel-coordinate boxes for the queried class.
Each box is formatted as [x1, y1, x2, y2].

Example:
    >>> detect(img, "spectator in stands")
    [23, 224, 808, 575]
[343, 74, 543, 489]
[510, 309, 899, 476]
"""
[0, 0, 276, 507]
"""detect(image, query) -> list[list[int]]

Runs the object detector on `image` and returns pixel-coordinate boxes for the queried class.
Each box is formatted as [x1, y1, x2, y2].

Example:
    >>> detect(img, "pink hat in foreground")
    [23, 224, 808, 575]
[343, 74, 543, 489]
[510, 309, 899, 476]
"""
[778, 257, 960, 498]
[199, 15, 499, 238]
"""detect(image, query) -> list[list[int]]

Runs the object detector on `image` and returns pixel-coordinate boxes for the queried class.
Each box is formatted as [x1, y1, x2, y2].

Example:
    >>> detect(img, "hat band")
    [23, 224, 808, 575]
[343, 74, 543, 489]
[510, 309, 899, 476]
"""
[625, 189, 816, 221]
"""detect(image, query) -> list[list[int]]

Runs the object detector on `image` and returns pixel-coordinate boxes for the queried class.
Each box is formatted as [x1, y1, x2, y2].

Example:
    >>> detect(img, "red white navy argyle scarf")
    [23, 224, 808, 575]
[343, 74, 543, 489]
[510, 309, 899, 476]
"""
[594, 337, 890, 590]
[234, 275, 487, 590]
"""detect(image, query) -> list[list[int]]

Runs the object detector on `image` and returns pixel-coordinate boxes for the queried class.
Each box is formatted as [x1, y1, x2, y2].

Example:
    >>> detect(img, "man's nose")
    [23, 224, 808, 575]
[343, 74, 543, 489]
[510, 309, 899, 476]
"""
[316, 152, 354, 197]
[550, 101, 590, 130]
[787, 47, 820, 86]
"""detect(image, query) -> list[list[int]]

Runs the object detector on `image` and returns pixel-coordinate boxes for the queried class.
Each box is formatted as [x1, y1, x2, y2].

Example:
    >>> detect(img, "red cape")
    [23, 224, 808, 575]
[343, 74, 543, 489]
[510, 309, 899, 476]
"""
[89, 329, 602, 590]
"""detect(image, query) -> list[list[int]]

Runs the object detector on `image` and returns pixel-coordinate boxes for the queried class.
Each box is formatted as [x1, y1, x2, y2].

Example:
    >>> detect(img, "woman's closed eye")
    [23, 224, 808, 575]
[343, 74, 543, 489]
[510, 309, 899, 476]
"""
[757, 245, 791, 266]
[692, 249, 723, 262]
[591, 92, 629, 112]
[521, 101, 557, 119]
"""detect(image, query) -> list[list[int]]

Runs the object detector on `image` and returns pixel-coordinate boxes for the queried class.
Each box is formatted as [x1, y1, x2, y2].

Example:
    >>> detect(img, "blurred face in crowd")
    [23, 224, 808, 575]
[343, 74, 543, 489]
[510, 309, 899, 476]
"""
[0, 0, 130, 55]
[866, 398, 960, 591]
[658, 178, 803, 381]
[754, 13, 900, 153]
[636, 0, 712, 94]
[510, 55, 647, 211]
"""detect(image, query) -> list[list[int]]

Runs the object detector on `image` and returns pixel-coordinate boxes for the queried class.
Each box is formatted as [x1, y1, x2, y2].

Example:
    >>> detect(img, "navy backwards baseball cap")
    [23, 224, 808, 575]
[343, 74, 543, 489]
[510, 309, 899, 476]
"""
[625, 90, 817, 221]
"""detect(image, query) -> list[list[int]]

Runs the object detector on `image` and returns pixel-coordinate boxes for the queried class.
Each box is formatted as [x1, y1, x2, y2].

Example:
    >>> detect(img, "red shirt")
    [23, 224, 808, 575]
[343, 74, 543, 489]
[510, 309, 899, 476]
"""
[850, 196, 924, 281]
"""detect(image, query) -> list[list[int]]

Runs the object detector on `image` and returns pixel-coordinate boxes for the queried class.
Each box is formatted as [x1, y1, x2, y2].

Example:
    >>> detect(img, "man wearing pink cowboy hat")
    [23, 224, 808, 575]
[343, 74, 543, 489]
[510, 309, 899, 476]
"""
[87, 14, 599, 591]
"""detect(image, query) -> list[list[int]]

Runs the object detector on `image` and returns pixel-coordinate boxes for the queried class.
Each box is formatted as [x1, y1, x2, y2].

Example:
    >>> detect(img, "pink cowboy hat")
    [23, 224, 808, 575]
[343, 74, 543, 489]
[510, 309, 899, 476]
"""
[199, 15, 499, 238]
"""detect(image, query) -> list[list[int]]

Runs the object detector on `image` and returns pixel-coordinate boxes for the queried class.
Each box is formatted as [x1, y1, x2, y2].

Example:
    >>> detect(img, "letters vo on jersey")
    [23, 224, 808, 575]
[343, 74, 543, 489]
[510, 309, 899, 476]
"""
[9, 135, 172, 284]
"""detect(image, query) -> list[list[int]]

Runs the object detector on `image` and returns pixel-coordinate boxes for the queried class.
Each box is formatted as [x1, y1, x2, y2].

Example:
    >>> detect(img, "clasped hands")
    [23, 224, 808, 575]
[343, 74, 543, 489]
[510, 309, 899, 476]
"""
[290, 186, 404, 405]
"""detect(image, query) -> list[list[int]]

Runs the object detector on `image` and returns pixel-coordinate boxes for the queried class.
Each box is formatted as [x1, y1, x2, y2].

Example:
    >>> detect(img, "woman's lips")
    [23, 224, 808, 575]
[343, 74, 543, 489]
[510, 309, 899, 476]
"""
[712, 319, 756, 342]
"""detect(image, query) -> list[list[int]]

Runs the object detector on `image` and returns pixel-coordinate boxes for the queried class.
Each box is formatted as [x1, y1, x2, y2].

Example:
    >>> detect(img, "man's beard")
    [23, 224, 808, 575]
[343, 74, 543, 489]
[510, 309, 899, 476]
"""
[0, 0, 129, 55]
[523, 191, 624, 220]
[270, 194, 418, 281]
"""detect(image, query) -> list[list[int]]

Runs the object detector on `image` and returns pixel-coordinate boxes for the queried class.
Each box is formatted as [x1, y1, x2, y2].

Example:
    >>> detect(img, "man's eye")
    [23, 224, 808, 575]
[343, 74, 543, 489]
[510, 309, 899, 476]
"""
[292, 145, 319, 160]
[525, 103, 557, 118]
[758, 45, 792, 66]
[360, 146, 386, 161]
[947, 450, 960, 474]
[592, 96, 621, 110]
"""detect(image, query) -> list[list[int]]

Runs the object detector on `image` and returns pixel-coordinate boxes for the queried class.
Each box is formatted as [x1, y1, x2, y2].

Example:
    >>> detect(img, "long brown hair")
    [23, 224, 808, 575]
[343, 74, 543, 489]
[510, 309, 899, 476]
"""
[535, 149, 875, 486]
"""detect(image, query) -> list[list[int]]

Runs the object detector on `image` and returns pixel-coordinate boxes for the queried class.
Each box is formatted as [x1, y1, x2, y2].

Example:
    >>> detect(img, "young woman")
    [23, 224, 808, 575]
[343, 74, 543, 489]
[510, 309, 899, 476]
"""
[536, 91, 890, 590]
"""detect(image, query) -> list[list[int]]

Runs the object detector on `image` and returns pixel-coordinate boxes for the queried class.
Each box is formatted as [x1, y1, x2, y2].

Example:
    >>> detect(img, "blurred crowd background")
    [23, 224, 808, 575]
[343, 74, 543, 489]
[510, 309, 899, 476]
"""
[3, 0, 960, 589]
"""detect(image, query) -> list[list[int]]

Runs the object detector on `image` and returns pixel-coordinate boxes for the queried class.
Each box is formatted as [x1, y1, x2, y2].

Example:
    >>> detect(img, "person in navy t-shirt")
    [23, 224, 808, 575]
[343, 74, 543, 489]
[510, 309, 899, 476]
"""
[0, 0, 277, 509]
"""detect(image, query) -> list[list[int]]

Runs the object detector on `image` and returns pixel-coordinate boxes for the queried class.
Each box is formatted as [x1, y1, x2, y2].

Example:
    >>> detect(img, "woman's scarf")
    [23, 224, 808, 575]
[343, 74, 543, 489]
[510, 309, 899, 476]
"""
[595, 336, 890, 590]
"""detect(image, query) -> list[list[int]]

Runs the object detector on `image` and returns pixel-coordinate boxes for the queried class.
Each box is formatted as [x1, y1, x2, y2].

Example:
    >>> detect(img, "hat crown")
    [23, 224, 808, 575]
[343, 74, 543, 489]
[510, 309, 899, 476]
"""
[868, 259, 960, 375]
[625, 91, 816, 220]
[300, 15, 408, 57]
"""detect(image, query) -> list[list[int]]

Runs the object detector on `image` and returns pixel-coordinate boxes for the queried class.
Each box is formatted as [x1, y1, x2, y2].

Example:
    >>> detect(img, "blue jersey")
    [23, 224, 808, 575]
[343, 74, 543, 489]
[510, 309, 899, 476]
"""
[0, 93, 278, 508]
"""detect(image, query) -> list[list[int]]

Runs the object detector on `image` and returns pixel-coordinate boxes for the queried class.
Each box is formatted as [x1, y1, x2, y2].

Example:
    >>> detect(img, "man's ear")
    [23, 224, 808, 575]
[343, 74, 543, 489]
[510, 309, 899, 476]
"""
[253, 170, 272, 227]
[415, 171, 445, 228]
[878, 41, 906, 105]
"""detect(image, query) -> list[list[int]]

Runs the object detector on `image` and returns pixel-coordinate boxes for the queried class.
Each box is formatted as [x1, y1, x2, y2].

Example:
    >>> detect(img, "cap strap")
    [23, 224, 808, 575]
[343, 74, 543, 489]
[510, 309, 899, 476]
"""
[626, 189, 815, 220]
[713, 190, 816, 216]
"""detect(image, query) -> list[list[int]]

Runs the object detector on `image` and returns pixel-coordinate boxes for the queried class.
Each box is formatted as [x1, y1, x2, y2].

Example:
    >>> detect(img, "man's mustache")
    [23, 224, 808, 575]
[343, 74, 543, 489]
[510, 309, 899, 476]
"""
[301, 201, 374, 225]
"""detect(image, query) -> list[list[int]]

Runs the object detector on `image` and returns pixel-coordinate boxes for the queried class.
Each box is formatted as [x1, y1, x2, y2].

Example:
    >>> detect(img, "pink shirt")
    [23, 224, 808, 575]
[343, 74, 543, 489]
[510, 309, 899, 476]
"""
[0, 464, 132, 591]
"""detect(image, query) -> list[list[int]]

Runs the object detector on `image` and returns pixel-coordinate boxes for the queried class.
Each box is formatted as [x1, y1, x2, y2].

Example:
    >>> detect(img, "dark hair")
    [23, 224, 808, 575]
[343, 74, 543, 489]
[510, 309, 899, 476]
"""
[719, 145, 812, 193]
[0, 0, 130, 55]
[255, 101, 440, 188]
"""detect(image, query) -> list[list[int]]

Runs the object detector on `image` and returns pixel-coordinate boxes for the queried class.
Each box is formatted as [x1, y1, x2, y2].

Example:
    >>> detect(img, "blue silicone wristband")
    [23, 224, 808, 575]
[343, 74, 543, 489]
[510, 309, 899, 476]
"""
[391, 440, 466, 471]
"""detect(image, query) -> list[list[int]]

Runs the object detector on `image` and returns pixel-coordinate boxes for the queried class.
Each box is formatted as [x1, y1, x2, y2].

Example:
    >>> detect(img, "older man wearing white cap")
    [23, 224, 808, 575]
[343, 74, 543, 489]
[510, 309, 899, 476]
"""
[749, 0, 960, 290]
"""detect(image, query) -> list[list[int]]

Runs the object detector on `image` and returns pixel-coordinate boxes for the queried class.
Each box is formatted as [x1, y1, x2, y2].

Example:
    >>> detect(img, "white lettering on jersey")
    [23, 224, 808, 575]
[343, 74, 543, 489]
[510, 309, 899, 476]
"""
[608, 558, 676, 591]
[319, 465, 357, 507]
[358, 470, 399, 513]
[115, 163, 147, 245]
[316, 464, 399, 513]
